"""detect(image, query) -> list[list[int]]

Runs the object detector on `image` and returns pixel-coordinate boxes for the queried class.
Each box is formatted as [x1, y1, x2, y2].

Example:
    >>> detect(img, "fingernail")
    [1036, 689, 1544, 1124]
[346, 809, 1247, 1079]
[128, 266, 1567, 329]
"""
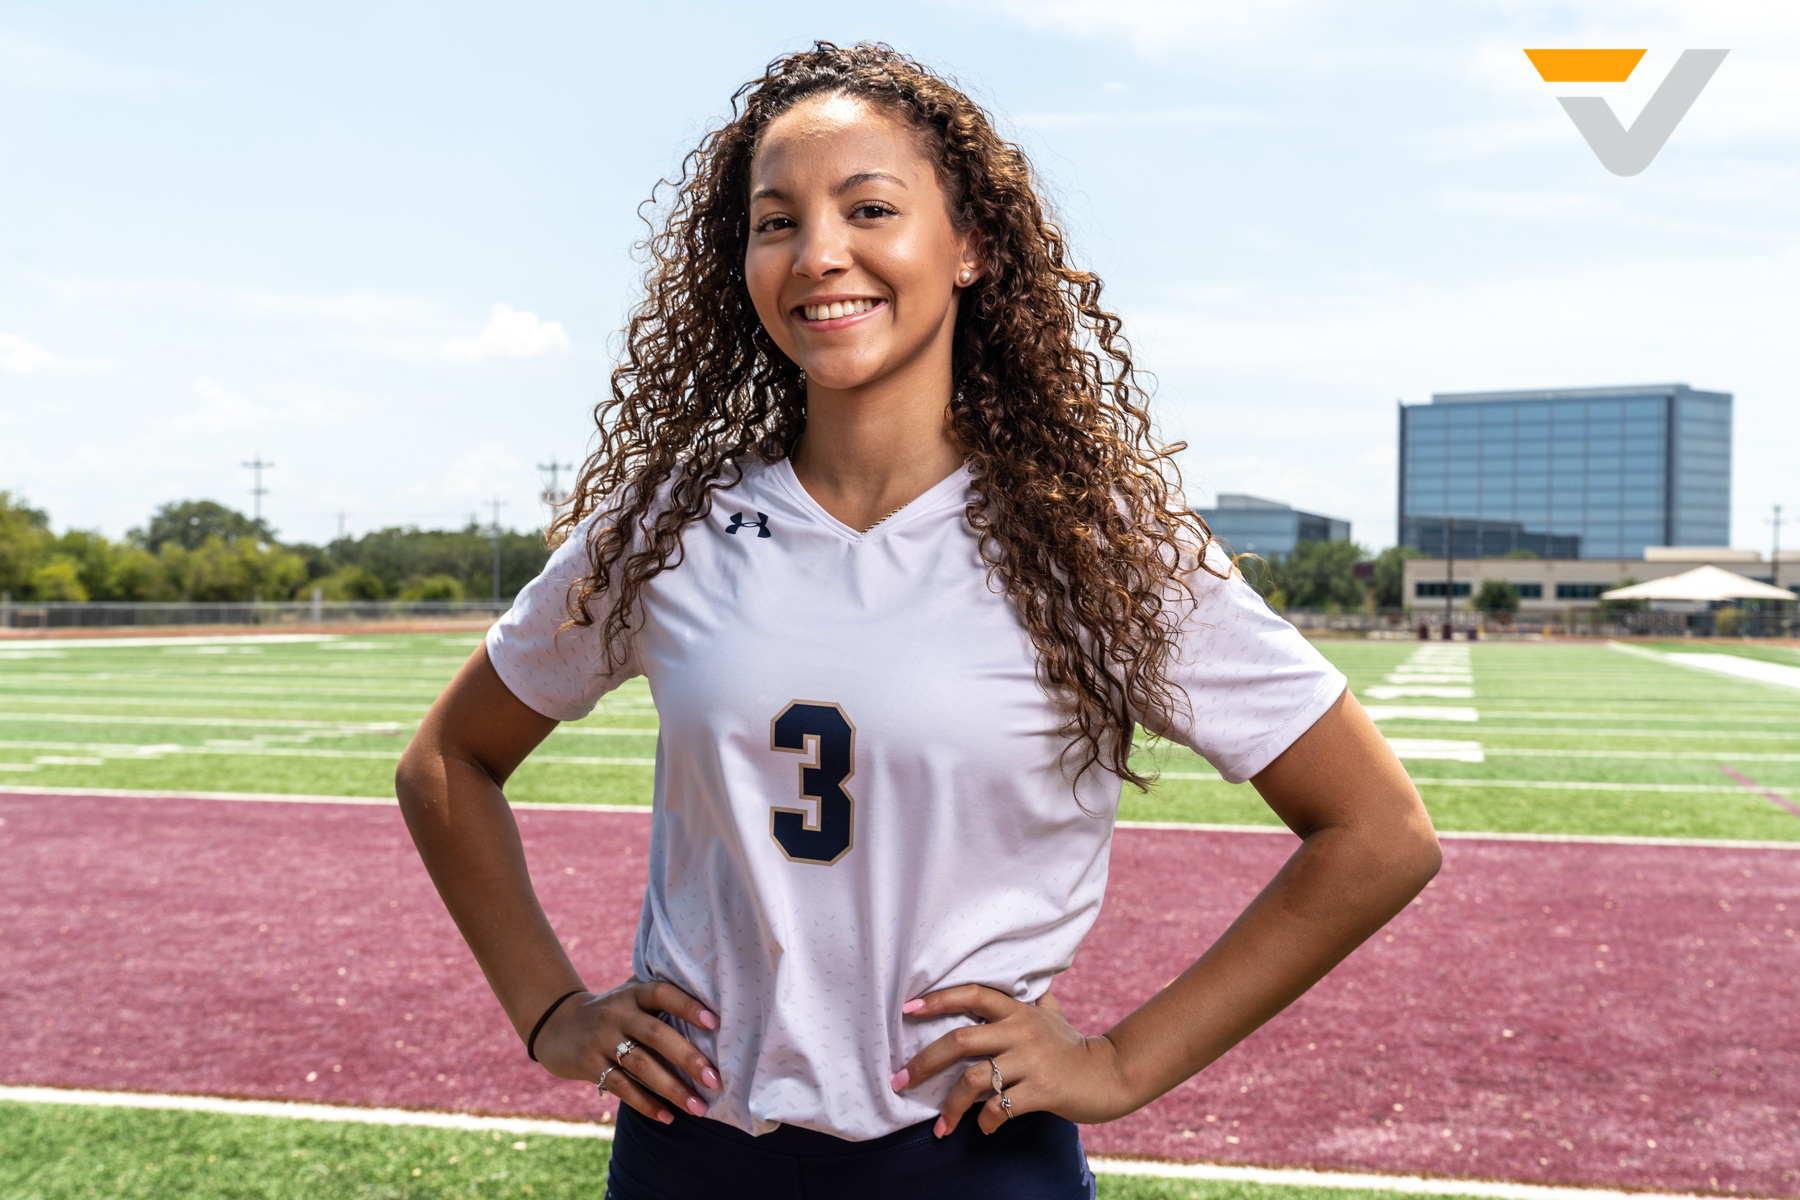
[701, 1068, 721, 1089]
[889, 1069, 909, 1091]
[686, 1097, 708, 1116]
[902, 999, 925, 1014]
[698, 1010, 718, 1030]
[658, 1110, 674, 1125]
[933, 1117, 947, 1138]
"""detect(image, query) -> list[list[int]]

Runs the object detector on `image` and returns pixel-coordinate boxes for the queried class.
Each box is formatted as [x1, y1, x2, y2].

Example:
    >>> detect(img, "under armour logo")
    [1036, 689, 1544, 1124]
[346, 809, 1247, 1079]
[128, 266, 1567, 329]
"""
[726, 511, 772, 538]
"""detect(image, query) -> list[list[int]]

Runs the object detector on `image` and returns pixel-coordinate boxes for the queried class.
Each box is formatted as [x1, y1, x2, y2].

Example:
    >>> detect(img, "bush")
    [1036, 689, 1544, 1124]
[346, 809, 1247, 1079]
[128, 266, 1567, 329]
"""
[30, 558, 88, 601]
[1475, 578, 1519, 618]
[1714, 606, 1742, 636]
[401, 574, 465, 601]
[317, 566, 387, 601]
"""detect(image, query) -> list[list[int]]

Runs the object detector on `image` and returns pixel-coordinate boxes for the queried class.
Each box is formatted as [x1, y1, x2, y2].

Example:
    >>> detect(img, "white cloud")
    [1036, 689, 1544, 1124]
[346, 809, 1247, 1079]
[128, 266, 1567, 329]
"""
[1015, 105, 1275, 129]
[959, 0, 1315, 57]
[441, 303, 570, 361]
[180, 379, 261, 432]
[0, 30, 180, 95]
[0, 333, 50, 374]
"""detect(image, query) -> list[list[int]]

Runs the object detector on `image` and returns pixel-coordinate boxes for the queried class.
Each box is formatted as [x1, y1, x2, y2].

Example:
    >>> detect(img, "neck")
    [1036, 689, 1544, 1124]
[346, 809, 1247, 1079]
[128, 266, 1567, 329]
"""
[789, 339, 965, 532]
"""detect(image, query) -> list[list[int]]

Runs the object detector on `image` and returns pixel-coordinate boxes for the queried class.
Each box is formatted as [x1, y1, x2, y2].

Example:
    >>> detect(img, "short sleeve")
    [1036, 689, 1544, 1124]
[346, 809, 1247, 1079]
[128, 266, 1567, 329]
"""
[1145, 545, 1348, 783]
[485, 513, 639, 722]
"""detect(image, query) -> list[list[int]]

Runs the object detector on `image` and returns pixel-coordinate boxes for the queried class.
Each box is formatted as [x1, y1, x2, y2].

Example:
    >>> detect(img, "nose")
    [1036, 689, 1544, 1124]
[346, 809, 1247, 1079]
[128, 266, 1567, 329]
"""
[791, 218, 851, 281]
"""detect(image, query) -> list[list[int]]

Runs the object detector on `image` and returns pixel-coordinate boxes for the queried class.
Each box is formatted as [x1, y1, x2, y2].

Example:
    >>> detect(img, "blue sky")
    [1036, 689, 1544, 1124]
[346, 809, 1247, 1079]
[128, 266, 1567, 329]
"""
[3, 1, 1795, 551]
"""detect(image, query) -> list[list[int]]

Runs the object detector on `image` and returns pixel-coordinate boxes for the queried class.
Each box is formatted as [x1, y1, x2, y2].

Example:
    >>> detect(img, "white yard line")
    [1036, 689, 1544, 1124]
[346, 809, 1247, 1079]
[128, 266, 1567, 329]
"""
[1364, 706, 1479, 722]
[1383, 739, 1485, 763]
[0, 1084, 1722, 1200]
[1365, 686, 1476, 699]
[0, 634, 344, 651]
[0, 739, 656, 767]
[1159, 773, 1761, 794]
[5, 786, 1795, 848]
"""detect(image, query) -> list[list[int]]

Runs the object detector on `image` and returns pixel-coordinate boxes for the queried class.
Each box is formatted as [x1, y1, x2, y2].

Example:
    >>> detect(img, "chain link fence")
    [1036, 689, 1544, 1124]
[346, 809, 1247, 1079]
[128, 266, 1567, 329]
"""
[0, 598, 511, 631]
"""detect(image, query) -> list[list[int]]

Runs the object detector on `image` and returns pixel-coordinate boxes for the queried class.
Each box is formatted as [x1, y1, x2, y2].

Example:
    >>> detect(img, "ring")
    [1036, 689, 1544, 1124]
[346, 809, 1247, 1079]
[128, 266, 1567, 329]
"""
[998, 1093, 1013, 1118]
[614, 1038, 637, 1063]
[990, 1060, 1004, 1094]
[597, 1066, 616, 1093]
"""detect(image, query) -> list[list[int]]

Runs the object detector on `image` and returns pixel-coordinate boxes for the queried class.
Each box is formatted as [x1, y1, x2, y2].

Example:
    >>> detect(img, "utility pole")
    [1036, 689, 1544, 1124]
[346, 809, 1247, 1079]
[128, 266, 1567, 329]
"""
[241, 454, 275, 527]
[538, 459, 574, 510]
[1444, 515, 1456, 633]
[487, 498, 506, 602]
[336, 512, 348, 542]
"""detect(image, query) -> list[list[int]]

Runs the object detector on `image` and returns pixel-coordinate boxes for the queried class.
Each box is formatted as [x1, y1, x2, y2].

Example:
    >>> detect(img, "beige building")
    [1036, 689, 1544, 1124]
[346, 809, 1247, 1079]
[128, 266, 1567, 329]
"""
[1401, 547, 1799, 611]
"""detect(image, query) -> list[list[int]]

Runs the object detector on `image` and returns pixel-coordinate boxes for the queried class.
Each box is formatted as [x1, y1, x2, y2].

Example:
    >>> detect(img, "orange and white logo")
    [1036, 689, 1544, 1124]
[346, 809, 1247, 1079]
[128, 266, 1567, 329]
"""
[1524, 49, 1727, 176]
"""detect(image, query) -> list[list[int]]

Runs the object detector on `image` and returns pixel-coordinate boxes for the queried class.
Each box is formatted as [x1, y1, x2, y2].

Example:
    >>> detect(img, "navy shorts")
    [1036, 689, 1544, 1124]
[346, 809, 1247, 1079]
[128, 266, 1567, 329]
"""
[603, 1103, 1096, 1199]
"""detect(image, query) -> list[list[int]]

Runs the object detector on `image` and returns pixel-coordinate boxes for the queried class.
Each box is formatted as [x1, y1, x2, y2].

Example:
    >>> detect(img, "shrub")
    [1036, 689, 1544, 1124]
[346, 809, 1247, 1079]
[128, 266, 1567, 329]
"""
[401, 575, 465, 601]
[1475, 579, 1519, 618]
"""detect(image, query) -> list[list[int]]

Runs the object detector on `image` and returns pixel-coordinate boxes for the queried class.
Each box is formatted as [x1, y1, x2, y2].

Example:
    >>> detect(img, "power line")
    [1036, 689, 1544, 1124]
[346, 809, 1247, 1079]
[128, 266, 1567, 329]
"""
[241, 454, 275, 526]
[538, 459, 575, 509]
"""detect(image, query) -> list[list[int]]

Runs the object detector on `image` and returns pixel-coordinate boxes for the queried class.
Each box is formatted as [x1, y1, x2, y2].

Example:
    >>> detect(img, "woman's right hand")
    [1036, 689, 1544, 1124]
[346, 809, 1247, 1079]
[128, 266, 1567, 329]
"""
[532, 981, 722, 1124]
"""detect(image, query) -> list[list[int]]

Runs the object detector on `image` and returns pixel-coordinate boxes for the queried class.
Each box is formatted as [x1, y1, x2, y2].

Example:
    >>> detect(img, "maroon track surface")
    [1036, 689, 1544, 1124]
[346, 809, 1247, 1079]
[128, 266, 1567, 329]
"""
[3, 792, 1797, 1197]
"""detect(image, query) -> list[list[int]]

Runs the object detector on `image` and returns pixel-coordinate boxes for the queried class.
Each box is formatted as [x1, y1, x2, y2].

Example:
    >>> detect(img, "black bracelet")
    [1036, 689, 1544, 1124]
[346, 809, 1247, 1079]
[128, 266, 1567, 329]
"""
[526, 989, 586, 1063]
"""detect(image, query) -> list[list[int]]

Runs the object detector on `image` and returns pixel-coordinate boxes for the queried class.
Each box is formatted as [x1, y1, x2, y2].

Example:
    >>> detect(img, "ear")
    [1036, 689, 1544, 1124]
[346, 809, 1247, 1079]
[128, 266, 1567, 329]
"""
[955, 228, 987, 287]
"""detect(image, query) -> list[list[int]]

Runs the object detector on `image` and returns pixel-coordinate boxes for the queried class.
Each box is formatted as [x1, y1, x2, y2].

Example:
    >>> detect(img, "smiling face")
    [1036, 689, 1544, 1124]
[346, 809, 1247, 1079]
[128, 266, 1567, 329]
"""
[745, 93, 978, 395]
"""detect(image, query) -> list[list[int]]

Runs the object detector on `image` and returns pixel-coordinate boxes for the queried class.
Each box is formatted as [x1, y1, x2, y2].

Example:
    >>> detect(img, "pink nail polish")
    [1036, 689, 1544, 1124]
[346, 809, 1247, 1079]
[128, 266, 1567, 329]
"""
[933, 1117, 947, 1138]
[686, 1097, 707, 1116]
[889, 1069, 909, 1091]
[698, 1010, 718, 1030]
[901, 999, 925, 1014]
[701, 1068, 721, 1089]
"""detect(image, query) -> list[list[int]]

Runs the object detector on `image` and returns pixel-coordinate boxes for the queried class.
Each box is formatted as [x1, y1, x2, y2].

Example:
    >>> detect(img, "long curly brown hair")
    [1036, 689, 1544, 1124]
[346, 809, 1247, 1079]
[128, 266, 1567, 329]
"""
[553, 41, 1219, 790]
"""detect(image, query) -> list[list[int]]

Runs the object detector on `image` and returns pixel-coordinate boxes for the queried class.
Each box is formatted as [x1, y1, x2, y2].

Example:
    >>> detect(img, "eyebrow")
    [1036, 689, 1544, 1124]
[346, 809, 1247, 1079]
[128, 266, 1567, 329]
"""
[750, 170, 909, 203]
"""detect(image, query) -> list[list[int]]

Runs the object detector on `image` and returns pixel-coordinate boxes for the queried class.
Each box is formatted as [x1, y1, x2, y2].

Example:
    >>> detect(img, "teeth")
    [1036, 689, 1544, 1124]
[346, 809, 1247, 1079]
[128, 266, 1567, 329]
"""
[803, 299, 877, 321]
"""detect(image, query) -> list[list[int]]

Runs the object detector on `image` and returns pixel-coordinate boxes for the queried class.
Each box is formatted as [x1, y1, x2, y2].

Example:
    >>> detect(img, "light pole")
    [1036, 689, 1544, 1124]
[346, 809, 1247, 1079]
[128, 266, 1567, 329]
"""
[1444, 516, 1456, 634]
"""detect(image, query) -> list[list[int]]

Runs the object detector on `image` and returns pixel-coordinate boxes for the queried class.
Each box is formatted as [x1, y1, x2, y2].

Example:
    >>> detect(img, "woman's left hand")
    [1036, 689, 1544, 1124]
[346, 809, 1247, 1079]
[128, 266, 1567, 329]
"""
[890, 985, 1131, 1136]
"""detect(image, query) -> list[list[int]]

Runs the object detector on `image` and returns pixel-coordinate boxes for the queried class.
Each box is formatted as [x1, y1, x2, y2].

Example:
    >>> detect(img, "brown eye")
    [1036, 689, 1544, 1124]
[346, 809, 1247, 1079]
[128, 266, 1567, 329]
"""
[852, 203, 892, 220]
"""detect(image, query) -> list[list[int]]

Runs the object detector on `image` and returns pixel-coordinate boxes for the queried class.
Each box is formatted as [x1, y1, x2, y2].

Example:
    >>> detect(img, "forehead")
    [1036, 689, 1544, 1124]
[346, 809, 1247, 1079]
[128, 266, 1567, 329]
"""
[750, 94, 935, 190]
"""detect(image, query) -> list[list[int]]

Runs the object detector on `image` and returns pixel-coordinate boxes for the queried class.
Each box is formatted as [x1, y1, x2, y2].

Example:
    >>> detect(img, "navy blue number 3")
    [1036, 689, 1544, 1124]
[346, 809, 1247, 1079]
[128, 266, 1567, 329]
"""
[769, 701, 856, 865]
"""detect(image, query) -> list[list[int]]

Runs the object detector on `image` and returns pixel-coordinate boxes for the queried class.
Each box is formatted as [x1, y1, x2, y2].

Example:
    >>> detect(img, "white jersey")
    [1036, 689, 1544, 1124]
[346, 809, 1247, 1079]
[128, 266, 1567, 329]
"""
[486, 457, 1345, 1140]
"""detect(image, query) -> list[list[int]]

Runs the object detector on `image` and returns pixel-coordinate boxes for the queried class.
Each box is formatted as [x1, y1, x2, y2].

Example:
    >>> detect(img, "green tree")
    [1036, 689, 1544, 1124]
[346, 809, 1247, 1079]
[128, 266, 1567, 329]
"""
[0, 491, 52, 597]
[1371, 544, 1425, 609]
[135, 500, 270, 552]
[401, 574, 466, 601]
[1273, 539, 1366, 609]
[162, 535, 309, 601]
[30, 557, 89, 601]
[1474, 578, 1519, 618]
[316, 566, 387, 601]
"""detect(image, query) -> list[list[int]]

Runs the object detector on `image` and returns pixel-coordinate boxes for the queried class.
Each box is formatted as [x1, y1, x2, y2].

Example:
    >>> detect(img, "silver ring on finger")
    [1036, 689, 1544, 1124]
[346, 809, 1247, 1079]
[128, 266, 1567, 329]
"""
[990, 1059, 1004, 1095]
[597, 1066, 616, 1093]
[614, 1038, 637, 1064]
[998, 1091, 1014, 1118]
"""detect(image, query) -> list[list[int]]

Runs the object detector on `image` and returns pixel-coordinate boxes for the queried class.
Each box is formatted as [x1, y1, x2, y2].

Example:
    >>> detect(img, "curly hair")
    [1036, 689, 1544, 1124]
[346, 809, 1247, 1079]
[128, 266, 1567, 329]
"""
[552, 41, 1220, 790]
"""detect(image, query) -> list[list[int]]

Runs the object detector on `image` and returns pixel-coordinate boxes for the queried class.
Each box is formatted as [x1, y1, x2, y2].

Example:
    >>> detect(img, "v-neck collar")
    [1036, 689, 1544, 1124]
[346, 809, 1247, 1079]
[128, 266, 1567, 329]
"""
[771, 457, 972, 542]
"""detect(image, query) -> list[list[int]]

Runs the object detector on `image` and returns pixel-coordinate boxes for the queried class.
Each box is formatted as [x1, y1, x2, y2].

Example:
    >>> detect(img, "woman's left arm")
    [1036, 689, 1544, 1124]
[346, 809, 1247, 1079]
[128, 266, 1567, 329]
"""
[895, 688, 1441, 1136]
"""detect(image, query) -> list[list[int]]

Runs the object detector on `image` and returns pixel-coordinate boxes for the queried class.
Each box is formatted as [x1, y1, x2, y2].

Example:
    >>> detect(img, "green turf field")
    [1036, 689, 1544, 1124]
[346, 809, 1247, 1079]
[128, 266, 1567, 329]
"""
[2, 632, 1798, 840]
[0, 1100, 1474, 1200]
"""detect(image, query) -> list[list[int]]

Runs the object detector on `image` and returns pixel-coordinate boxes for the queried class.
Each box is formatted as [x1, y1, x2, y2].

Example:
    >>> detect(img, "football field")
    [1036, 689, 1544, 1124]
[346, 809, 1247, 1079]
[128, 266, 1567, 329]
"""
[3, 633, 1799, 1200]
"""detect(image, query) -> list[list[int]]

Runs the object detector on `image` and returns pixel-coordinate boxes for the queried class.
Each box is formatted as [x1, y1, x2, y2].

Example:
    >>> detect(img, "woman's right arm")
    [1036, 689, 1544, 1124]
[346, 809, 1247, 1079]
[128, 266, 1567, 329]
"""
[394, 645, 720, 1123]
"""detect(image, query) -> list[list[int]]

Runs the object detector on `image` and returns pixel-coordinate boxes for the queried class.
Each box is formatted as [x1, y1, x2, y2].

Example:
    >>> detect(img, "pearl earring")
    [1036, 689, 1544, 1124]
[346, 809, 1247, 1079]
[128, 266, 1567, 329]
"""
[958, 269, 973, 284]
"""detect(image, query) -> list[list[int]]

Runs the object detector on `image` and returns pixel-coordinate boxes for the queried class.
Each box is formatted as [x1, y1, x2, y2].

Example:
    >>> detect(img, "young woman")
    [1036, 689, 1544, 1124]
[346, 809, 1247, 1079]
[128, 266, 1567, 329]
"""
[397, 42, 1439, 1200]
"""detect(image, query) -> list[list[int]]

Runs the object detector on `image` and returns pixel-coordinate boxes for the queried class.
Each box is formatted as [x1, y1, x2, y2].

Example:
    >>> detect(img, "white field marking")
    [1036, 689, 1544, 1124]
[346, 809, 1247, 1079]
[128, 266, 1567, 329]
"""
[1159, 772, 1753, 794]
[0, 762, 38, 771]
[0, 634, 342, 651]
[1489, 748, 1800, 763]
[1384, 674, 1474, 684]
[1665, 652, 1800, 693]
[0, 739, 656, 767]
[0, 693, 428, 712]
[0, 712, 407, 733]
[1433, 726, 1800, 742]
[4, 786, 1790, 850]
[0, 712, 658, 738]
[1363, 706, 1479, 722]
[1365, 686, 1475, 699]
[0, 1084, 1732, 1200]
[0, 1085, 613, 1139]
[1383, 739, 1484, 763]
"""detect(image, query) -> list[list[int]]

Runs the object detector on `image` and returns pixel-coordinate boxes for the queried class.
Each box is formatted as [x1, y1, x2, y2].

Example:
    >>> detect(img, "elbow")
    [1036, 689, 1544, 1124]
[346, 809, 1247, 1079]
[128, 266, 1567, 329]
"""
[1398, 801, 1443, 892]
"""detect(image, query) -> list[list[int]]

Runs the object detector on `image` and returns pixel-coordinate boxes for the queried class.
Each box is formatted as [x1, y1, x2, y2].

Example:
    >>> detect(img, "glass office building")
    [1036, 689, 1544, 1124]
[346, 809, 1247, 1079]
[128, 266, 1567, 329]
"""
[1398, 384, 1731, 560]
[1196, 494, 1351, 559]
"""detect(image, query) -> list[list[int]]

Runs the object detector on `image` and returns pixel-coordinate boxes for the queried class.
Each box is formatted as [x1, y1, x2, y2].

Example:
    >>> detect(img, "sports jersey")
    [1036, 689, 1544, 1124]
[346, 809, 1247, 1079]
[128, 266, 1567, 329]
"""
[486, 457, 1346, 1140]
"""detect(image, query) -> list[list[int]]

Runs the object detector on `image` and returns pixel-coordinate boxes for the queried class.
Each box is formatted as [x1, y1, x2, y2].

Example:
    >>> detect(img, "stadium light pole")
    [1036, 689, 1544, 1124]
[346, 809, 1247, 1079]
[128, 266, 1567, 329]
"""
[538, 459, 574, 511]
[1444, 515, 1455, 632]
[487, 498, 506, 602]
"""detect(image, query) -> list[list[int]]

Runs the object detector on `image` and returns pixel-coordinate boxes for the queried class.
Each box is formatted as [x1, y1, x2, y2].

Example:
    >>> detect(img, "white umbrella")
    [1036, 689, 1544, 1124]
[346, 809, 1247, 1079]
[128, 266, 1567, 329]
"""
[1600, 565, 1794, 602]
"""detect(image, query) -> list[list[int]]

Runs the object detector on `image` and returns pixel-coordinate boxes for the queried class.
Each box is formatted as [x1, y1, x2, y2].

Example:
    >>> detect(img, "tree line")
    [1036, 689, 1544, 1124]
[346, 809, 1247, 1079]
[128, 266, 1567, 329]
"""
[0, 493, 551, 604]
